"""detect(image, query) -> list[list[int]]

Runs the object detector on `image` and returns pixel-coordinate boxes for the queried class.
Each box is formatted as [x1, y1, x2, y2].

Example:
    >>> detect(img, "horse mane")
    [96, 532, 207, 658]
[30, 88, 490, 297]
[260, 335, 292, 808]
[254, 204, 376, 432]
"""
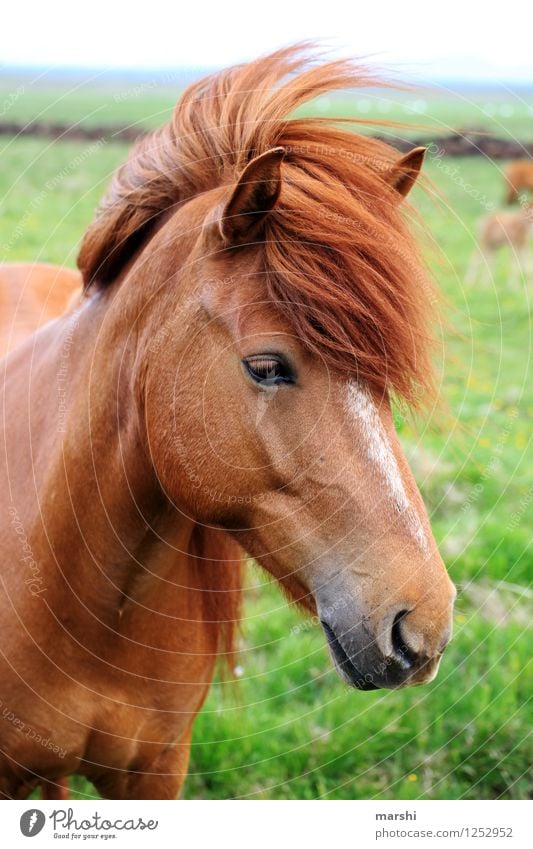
[188, 524, 243, 674]
[77, 45, 439, 660]
[78, 42, 437, 406]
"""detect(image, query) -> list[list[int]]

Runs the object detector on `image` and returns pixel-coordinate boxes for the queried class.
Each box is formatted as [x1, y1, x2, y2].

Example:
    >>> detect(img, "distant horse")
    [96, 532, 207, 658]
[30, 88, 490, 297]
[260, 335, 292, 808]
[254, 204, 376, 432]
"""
[504, 159, 533, 204]
[466, 204, 533, 287]
[0, 46, 455, 800]
[0, 263, 81, 358]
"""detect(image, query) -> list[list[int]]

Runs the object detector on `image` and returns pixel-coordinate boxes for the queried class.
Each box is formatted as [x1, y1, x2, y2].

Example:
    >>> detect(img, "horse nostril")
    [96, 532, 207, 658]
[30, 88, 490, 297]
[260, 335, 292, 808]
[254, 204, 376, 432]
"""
[391, 611, 419, 670]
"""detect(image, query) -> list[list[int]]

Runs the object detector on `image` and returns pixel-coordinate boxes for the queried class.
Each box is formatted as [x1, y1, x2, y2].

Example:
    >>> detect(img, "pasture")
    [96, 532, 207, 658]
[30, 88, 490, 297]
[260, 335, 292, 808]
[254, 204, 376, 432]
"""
[0, 77, 531, 800]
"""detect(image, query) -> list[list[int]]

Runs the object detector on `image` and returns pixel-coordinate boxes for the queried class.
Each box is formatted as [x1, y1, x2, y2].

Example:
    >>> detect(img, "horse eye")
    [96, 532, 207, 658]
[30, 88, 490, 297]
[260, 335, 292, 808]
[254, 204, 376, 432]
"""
[243, 355, 294, 386]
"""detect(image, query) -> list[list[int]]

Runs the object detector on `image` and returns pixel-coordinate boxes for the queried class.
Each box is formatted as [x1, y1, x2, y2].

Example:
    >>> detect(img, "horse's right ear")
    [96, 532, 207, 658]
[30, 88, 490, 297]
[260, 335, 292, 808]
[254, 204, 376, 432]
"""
[385, 147, 426, 200]
[212, 147, 285, 247]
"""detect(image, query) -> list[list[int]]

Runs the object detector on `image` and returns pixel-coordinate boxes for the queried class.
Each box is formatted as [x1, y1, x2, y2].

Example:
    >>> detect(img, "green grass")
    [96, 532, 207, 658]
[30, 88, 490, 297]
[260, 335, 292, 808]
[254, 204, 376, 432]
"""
[1, 73, 532, 140]
[2, 89, 531, 800]
[0, 74, 178, 131]
[182, 580, 531, 800]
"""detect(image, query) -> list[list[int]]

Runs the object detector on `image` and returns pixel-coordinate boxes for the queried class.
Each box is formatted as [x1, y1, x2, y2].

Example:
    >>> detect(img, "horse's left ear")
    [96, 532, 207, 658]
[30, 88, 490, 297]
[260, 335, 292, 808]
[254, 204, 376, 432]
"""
[218, 147, 285, 245]
[385, 147, 426, 199]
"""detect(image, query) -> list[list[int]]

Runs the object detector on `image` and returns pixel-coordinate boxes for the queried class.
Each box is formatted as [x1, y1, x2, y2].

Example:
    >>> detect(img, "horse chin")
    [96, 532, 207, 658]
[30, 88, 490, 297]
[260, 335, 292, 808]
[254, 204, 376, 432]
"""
[321, 618, 445, 691]
[400, 654, 443, 687]
[321, 621, 380, 691]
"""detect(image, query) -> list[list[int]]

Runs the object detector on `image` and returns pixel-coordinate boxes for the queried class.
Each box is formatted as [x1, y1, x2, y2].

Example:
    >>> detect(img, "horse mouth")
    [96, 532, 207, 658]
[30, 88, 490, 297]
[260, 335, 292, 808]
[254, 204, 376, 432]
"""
[321, 621, 379, 691]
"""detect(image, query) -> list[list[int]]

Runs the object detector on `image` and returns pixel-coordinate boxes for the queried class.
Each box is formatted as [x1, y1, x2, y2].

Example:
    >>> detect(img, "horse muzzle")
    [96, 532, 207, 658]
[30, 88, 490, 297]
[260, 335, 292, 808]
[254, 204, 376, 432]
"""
[320, 608, 451, 690]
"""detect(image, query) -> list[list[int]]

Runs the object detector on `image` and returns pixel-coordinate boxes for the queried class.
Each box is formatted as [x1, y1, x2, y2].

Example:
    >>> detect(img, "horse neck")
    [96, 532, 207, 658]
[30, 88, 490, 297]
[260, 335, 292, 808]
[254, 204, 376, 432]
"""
[36, 284, 192, 627]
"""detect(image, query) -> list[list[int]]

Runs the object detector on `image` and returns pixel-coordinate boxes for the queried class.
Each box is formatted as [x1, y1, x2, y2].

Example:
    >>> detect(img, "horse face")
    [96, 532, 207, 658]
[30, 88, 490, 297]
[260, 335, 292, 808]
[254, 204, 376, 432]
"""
[182, 266, 455, 690]
[144, 148, 455, 691]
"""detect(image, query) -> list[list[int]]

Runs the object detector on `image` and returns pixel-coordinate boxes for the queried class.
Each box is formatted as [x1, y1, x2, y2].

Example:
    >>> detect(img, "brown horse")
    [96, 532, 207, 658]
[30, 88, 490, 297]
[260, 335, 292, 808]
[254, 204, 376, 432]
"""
[466, 203, 533, 287]
[504, 159, 533, 204]
[0, 46, 455, 800]
[0, 263, 81, 359]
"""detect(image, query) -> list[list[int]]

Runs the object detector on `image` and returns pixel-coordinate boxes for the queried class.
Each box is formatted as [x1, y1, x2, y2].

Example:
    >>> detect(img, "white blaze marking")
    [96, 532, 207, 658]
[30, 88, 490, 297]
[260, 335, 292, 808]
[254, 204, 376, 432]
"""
[346, 380, 429, 553]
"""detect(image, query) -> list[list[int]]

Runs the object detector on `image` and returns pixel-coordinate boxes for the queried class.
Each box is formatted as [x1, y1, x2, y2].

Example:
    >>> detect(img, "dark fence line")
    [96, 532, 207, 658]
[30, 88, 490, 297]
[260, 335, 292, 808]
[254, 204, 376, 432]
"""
[385, 134, 533, 159]
[0, 121, 140, 143]
[1, 120, 533, 159]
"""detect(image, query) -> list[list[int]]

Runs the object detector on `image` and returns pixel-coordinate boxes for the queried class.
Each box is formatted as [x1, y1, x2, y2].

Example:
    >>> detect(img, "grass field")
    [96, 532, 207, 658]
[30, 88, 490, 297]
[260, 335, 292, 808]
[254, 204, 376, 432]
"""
[1, 71, 533, 140]
[0, 79, 531, 800]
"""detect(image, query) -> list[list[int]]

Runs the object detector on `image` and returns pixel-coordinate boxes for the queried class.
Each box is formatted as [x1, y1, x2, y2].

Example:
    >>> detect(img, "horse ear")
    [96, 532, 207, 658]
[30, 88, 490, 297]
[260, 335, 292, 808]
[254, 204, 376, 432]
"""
[219, 147, 285, 245]
[386, 147, 426, 199]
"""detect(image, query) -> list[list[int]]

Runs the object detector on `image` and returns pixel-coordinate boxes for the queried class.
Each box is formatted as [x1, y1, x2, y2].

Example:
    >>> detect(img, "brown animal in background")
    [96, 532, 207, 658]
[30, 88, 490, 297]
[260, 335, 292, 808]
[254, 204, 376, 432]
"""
[466, 204, 533, 287]
[0, 263, 81, 358]
[504, 159, 533, 204]
[0, 46, 455, 801]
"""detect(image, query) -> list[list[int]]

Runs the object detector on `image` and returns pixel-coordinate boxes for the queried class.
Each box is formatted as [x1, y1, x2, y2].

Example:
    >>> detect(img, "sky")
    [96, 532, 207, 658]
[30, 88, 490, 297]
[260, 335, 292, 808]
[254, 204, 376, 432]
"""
[1, 0, 533, 84]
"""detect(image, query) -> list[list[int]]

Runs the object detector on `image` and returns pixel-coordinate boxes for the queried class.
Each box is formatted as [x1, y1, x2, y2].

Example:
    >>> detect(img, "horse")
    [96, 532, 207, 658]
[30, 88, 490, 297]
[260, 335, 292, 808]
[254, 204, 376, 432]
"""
[0, 45, 456, 800]
[504, 159, 533, 204]
[466, 203, 533, 288]
[0, 263, 81, 359]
